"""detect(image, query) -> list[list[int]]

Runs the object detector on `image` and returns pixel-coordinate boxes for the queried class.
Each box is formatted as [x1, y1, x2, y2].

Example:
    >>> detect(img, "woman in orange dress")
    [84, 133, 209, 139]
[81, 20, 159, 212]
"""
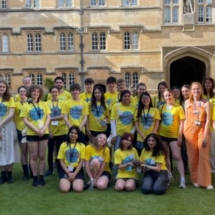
[184, 82, 212, 189]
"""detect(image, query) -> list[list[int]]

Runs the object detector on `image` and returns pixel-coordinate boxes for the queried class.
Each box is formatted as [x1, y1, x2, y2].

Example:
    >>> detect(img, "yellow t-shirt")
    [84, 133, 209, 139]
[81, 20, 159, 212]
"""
[158, 103, 185, 138]
[20, 101, 51, 135]
[57, 142, 85, 168]
[135, 107, 161, 142]
[105, 91, 118, 123]
[140, 149, 167, 171]
[85, 144, 111, 173]
[47, 90, 71, 101]
[80, 92, 92, 103]
[110, 103, 136, 136]
[14, 94, 20, 102]
[109, 94, 135, 110]
[114, 147, 139, 180]
[88, 102, 109, 132]
[0, 97, 15, 121]
[46, 100, 66, 136]
[62, 99, 89, 127]
[152, 96, 165, 108]
[209, 98, 215, 131]
[14, 101, 26, 131]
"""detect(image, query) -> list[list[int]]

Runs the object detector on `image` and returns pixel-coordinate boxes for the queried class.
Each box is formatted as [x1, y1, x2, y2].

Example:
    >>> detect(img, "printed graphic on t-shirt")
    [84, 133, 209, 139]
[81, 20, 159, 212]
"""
[140, 114, 153, 129]
[119, 111, 133, 125]
[122, 154, 134, 172]
[50, 106, 61, 117]
[162, 112, 173, 126]
[29, 107, 44, 121]
[69, 105, 83, 119]
[66, 148, 79, 163]
[91, 155, 104, 162]
[145, 158, 156, 166]
[92, 105, 105, 117]
[106, 99, 111, 107]
[0, 103, 7, 117]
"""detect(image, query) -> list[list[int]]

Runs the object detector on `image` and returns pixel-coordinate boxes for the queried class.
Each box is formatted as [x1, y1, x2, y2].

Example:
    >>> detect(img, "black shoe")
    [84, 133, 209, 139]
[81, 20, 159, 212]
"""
[0, 171, 7, 184]
[22, 165, 30, 181]
[45, 170, 53, 177]
[23, 173, 30, 181]
[32, 176, 39, 187]
[38, 176, 46, 186]
[7, 172, 14, 184]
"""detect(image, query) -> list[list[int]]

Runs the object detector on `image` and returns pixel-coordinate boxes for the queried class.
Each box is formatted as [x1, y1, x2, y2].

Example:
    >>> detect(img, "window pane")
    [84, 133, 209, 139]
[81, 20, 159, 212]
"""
[123, 0, 129, 6]
[99, 0, 105, 6]
[68, 33, 74, 51]
[58, 0, 64, 7]
[198, 6, 204, 22]
[26, 0, 31, 7]
[60, 33, 66, 51]
[34, 0, 39, 8]
[27, 34, 33, 52]
[2, 0, 7, 9]
[2, 35, 9, 53]
[35, 34, 41, 51]
[124, 32, 130, 49]
[132, 32, 138, 49]
[133, 72, 139, 88]
[29, 74, 35, 85]
[164, 7, 171, 23]
[69, 73, 75, 85]
[125, 72, 131, 88]
[66, 0, 72, 7]
[37, 74, 43, 86]
[173, 0, 178, 4]
[92, 32, 98, 50]
[61, 73, 67, 88]
[4, 74, 11, 87]
[206, 6, 212, 23]
[164, 0, 170, 4]
[173, 7, 179, 23]
[198, 0, 203, 3]
[100, 32, 106, 50]
[206, 0, 212, 4]
[131, 0, 137, 6]
[91, 0, 96, 6]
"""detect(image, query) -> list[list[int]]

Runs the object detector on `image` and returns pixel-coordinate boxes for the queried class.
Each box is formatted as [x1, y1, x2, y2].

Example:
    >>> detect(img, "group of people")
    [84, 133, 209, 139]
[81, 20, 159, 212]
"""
[0, 75, 215, 195]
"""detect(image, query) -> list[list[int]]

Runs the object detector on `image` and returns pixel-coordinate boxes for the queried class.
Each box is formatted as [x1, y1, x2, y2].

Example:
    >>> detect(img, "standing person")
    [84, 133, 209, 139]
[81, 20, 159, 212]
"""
[184, 82, 213, 189]
[57, 126, 85, 193]
[172, 86, 182, 105]
[181, 85, 190, 108]
[158, 89, 186, 188]
[80, 78, 94, 102]
[0, 80, 19, 184]
[140, 133, 169, 195]
[110, 90, 136, 151]
[47, 76, 71, 101]
[152, 81, 168, 108]
[210, 86, 215, 173]
[133, 83, 147, 106]
[20, 85, 51, 187]
[14, 86, 29, 180]
[63, 83, 89, 143]
[85, 133, 111, 190]
[135, 92, 160, 155]
[202, 77, 215, 100]
[45, 86, 66, 176]
[86, 86, 108, 142]
[114, 133, 139, 192]
[14, 76, 32, 102]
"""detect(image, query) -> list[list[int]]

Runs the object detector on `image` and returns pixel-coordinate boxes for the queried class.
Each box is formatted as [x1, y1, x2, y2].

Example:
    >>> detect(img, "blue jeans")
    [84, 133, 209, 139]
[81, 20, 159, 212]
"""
[141, 170, 169, 195]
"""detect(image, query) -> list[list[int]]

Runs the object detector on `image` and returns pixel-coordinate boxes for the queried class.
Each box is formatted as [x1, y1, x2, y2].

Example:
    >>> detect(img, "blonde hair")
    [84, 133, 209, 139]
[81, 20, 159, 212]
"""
[189, 82, 203, 102]
[93, 133, 107, 150]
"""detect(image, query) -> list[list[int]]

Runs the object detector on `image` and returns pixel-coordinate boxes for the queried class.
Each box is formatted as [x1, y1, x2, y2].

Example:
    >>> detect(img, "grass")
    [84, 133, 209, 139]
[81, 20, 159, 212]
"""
[1, 165, 215, 215]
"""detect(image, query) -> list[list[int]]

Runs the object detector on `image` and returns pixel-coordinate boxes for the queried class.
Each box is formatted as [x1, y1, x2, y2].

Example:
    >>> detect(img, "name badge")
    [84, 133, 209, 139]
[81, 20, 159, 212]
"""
[38, 120, 44, 129]
[51, 121, 59, 126]
[166, 105, 172, 111]
[194, 120, 201, 126]
[68, 166, 74, 172]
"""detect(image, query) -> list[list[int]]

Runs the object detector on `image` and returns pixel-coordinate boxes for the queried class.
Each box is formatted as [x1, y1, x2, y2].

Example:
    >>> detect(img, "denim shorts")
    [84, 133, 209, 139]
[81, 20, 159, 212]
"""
[58, 167, 85, 180]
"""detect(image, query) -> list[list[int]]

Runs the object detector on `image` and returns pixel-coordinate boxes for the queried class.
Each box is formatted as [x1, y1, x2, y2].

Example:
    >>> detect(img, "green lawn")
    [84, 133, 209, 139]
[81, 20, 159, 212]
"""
[1, 165, 215, 215]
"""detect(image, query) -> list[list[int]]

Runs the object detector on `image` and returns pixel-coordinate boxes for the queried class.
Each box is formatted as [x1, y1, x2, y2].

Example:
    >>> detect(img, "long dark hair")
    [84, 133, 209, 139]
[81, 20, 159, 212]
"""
[119, 133, 133, 151]
[137, 92, 153, 118]
[144, 133, 167, 157]
[203, 77, 215, 99]
[66, 126, 81, 146]
[0, 80, 11, 102]
[157, 81, 168, 101]
[172, 85, 183, 105]
[90, 85, 106, 111]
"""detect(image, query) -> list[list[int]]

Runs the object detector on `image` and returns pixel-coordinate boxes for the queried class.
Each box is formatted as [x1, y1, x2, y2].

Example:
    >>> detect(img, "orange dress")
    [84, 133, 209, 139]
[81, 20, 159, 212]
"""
[184, 100, 211, 187]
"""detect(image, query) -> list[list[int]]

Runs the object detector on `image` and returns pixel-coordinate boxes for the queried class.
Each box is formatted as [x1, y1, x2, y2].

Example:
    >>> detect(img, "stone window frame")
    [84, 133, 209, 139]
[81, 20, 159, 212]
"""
[90, 0, 106, 7]
[25, 0, 40, 8]
[1, 0, 7, 9]
[91, 31, 107, 51]
[58, 0, 72, 8]
[122, 0, 138, 6]
[29, 73, 43, 86]
[0, 34, 9, 53]
[197, 0, 212, 23]
[60, 71, 76, 89]
[123, 31, 139, 50]
[164, 0, 179, 25]
[59, 32, 74, 52]
[26, 32, 42, 53]
[0, 73, 11, 88]
[124, 71, 140, 89]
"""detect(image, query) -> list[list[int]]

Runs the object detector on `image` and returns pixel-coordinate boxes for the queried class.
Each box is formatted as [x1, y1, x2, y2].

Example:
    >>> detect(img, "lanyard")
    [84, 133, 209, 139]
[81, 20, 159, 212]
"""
[51, 100, 59, 117]
[95, 103, 102, 116]
[31, 102, 41, 118]
[143, 108, 150, 122]
[69, 142, 77, 163]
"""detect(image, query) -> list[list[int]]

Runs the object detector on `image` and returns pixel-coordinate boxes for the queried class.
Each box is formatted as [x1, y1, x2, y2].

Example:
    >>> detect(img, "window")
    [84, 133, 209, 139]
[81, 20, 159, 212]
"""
[25, 0, 39, 8]
[58, 0, 72, 8]
[91, 0, 105, 6]
[27, 33, 42, 52]
[124, 72, 139, 88]
[1, 0, 7, 9]
[36, 74, 43, 85]
[29, 74, 35, 84]
[198, 0, 213, 23]
[124, 32, 139, 50]
[123, 0, 137, 6]
[0, 35, 9, 53]
[92, 32, 106, 50]
[164, 0, 179, 24]
[61, 72, 75, 88]
[59, 32, 73, 51]
[4, 74, 10, 87]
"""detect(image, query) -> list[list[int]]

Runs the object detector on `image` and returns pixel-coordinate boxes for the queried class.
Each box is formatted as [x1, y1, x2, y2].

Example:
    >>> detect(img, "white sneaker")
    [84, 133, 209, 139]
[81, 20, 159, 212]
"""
[193, 183, 199, 188]
[206, 185, 213, 190]
[179, 181, 186, 189]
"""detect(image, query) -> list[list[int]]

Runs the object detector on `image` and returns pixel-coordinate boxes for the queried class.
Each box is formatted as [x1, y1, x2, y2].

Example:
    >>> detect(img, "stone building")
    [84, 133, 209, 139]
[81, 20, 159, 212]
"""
[0, 0, 214, 94]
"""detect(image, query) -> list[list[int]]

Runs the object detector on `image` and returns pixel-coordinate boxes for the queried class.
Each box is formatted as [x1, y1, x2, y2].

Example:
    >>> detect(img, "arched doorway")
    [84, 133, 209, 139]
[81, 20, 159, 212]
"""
[170, 57, 206, 88]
